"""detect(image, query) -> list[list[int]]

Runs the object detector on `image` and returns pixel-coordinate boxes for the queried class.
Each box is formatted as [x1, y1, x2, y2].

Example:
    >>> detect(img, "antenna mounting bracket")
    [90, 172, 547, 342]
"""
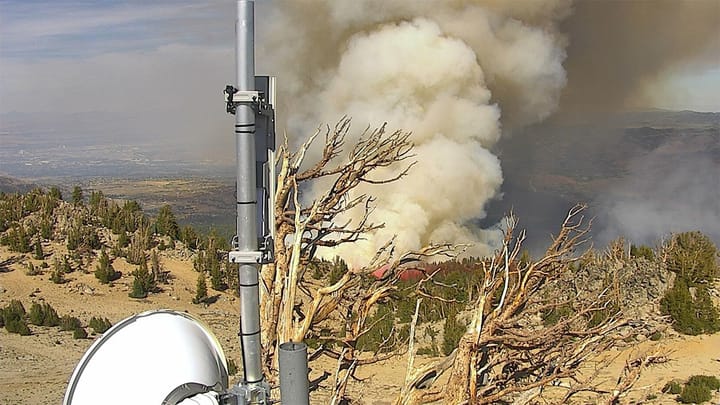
[224, 85, 264, 115]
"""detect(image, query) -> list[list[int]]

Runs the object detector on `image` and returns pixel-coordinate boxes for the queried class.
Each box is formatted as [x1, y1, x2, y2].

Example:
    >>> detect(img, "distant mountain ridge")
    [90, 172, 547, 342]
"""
[0, 175, 38, 194]
[483, 109, 719, 253]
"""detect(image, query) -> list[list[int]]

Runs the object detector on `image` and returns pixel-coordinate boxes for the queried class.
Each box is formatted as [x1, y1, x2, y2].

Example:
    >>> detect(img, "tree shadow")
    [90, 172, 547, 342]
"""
[0, 256, 19, 273]
[309, 370, 331, 392]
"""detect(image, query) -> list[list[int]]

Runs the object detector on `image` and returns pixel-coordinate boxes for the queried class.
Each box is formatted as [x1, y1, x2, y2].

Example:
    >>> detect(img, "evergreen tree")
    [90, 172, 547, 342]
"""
[33, 237, 44, 260]
[89, 190, 104, 212]
[94, 248, 119, 284]
[442, 308, 466, 356]
[8, 224, 32, 253]
[667, 231, 719, 285]
[210, 258, 226, 291]
[89, 317, 112, 334]
[117, 231, 129, 248]
[128, 256, 155, 299]
[225, 261, 239, 294]
[61, 255, 72, 273]
[356, 304, 395, 352]
[50, 268, 65, 284]
[150, 249, 160, 276]
[193, 274, 208, 304]
[155, 205, 179, 239]
[73, 327, 88, 339]
[694, 285, 720, 333]
[180, 225, 199, 249]
[28, 302, 60, 327]
[71, 186, 84, 205]
[661, 278, 720, 335]
[150, 250, 169, 284]
[49, 186, 62, 201]
[2, 300, 31, 336]
[60, 315, 82, 331]
[329, 256, 348, 285]
[126, 225, 151, 265]
[39, 215, 52, 239]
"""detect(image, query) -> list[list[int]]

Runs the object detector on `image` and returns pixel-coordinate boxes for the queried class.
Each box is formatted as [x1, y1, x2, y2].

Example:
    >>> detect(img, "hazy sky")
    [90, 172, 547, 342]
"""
[0, 0, 718, 255]
[1, 1, 718, 117]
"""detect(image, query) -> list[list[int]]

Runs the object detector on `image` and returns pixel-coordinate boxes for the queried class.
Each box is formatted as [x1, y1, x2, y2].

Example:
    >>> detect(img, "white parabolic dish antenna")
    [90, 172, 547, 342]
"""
[64, 310, 229, 405]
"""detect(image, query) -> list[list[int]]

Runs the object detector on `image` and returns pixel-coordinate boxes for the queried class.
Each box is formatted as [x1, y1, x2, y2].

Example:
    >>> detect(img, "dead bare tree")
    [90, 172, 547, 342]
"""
[257, 119, 656, 403]
[259, 117, 431, 377]
[396, 205, 656, 404]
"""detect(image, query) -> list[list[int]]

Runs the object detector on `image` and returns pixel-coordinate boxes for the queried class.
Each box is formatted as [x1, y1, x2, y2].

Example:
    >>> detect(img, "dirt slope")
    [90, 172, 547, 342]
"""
[1, 245, 719, 404]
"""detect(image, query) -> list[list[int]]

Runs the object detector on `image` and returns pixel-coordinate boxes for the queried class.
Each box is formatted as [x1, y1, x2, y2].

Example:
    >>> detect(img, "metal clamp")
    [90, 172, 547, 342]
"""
[228, 236, 274, 265]
[259, 235, 274, 264]
[228, 250, 264, 264]
[224, 85, 263, 114]
[221, 381, 272, 405]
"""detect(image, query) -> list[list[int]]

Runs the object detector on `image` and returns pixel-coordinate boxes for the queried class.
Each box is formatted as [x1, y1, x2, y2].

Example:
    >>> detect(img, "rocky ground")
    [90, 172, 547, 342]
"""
[1, 244, 719, 404]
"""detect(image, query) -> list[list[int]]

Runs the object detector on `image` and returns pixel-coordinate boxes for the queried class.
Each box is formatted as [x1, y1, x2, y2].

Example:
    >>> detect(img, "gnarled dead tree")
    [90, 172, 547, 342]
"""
[259, 118, 426, 376]
[257, 119, 658, 403]
[396, 205, 660, 404]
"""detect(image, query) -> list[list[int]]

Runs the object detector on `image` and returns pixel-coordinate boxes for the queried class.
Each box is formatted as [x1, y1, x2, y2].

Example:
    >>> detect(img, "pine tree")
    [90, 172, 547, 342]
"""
[89, 190, 104, 212]
[155, 205, 179, 239]
[150, 249, 159, 274]
[695, 285, 720, 333]
[329, 256, 348, 284]
[39, 215, 52, 239]
[71, 186, 83, 205]
[73, 327, 88, 339]
[117, 231, 129, 248]
[180, 225, 199, 249]
[9, 224, 32, 253]
[28, 302, 60, 327]
[60, 315, 82, 331]
[126, 226, 151, 265]
[210, 258, 226, 291]
[49, 186, 62, 201]
[94, 248, 119, 284]
[128, 276, 147, 299]
[50, 268, 65, 284]
[2, 300, 31, 335]
[442, 308, 466, 356]
[61, 255, 72, 273]
[128, 256, 155, 299]
[150, 250, 168, 284]
[193, 274, 208, 304]
[667, 231, 719, 285]
[89, 317, 112, 334]
[33, 238, 44, 259]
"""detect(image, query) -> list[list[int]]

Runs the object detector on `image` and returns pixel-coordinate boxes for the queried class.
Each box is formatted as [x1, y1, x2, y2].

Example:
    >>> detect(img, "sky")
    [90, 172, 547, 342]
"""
[0, 0, 242, 160]
[0, 0, 719, 257]
[0, 1, 718, 119]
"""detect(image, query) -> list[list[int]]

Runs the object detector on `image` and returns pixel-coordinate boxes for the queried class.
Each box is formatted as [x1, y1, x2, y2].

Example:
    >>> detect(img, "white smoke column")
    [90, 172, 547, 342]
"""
[262, 0, 572, 266]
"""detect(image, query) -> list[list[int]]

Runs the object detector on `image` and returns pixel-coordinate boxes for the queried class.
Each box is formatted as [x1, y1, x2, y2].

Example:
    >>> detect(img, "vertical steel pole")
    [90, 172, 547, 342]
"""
[235, 0, 264, 388]
[278, 342, 310, 405]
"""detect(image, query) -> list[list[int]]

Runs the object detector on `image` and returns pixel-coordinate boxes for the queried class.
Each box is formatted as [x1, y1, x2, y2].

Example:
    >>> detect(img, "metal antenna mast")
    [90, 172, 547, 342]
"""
[223, 2, 309, 404]
[65, 2, 308, 404]
[225, 0, 268, 402]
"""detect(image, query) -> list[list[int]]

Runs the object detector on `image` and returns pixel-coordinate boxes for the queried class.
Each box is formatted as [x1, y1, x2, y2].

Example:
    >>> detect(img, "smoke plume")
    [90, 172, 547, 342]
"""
[262, 0, 572, 265]
[597, 151, 720, 248]
[559, 0, 720, 115]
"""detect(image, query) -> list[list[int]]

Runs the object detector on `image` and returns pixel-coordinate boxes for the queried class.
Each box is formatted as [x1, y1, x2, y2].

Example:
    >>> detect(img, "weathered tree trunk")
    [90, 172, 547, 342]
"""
[442, 334, 475, 404]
